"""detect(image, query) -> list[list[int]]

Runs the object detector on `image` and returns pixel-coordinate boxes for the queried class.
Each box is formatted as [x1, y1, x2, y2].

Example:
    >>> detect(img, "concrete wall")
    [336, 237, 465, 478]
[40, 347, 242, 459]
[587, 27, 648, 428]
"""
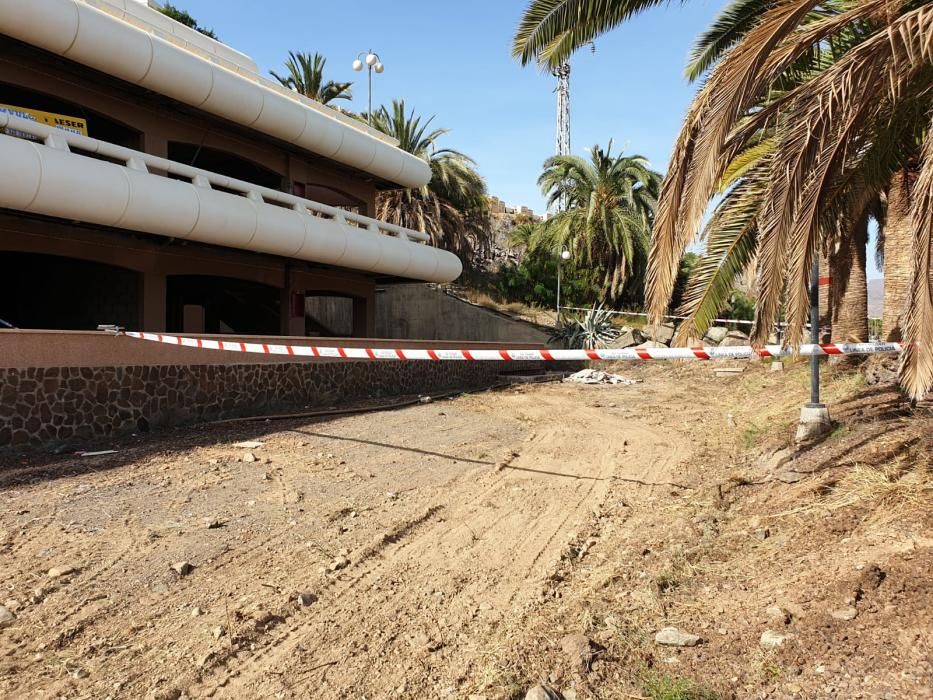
[0, 330, 546, 448]
[306, 285, 550, 343]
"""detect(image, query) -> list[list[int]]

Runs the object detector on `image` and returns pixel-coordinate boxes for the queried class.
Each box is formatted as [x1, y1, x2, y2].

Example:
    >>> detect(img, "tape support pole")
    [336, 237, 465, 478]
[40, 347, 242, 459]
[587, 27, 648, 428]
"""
[122, 332, 903, 362]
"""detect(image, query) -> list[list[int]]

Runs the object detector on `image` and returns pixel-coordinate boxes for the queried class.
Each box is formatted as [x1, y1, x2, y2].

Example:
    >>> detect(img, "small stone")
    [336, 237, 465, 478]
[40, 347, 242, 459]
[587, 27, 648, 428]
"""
[754, 527, 771, 541]
[71, 667, 89, 679]
[524, 685, 564, 700]
[297, 592, 317, 607]
[831, 606, 858, 621]
[204, 518, 223, 529]
[284, 490, 303, 504]
[47, 566, 76, 579]
[655, 627, 702, 647]
[171, 562, 193, 576]
[212, 625, 224, 639]
[329, 557, 350, 572]
[760, 630, 789, 649]
[191, 607, 203, 617]
[241, 452, 257, 463]
[0, 605, 16, 628]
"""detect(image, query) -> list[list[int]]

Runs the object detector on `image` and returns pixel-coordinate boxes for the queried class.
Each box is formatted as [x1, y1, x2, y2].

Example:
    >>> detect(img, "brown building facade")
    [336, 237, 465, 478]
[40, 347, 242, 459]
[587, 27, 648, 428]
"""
[0, 0, 460, 338]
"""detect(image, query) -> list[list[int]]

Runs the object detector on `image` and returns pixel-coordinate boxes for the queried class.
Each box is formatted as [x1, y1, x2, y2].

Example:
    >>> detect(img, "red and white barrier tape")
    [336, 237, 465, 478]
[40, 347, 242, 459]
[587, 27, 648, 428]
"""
[122, 332, 904, 362]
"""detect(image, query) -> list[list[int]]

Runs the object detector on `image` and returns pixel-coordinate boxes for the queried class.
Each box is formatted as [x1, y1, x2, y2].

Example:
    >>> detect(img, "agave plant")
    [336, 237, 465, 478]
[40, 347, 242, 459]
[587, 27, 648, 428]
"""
[549, 305, 621, 349]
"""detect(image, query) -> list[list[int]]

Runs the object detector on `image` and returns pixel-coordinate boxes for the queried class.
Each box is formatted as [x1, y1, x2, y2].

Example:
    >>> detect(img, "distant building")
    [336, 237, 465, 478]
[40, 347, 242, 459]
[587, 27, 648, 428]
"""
[488, 196, 540, 222]
[487, 196, 507, 215]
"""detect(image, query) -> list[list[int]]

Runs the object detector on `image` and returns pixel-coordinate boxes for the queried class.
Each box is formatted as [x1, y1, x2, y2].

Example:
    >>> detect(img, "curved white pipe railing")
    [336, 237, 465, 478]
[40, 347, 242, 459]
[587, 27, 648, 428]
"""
[0, 0, 431, 187]
[0, 113, 462, 283]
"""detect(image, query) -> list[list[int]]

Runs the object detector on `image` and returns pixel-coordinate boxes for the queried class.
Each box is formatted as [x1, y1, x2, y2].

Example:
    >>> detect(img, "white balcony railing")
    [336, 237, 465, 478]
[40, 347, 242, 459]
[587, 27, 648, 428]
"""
[0, 113, 462, 283]
[0, 0, 431, 188]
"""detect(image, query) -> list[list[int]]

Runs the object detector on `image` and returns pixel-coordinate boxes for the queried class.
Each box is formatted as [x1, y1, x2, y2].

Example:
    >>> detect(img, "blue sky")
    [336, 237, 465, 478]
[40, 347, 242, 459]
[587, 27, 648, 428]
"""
[178, 0, 883, 278]
[177, 0, 723, 214]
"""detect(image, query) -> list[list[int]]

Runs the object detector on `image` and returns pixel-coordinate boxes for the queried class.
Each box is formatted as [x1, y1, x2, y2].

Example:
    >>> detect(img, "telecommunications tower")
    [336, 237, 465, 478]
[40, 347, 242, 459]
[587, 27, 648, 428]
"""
[554, 60, 571, 157]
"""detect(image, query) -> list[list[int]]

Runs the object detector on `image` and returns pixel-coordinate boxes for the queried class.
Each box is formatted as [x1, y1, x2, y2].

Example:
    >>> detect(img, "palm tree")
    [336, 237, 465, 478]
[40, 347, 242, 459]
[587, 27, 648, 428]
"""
[270, 51, 352, 104]
[514, 0, 933, 399]
[532, 144, 660, 306]
[371, 100, 491, 266]
[882, 167, 918, 341]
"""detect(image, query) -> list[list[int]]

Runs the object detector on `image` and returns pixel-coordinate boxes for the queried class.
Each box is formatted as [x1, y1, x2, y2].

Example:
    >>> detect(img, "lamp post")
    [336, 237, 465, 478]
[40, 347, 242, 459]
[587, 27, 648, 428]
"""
[352, 50, 384, 126]
[796, 255, 832, 442]
[556, 248, 571, 316]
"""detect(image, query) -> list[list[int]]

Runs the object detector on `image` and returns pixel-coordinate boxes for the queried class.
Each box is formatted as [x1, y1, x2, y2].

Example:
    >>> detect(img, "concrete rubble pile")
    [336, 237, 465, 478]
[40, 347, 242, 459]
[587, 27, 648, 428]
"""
[563, 369, 640, 386]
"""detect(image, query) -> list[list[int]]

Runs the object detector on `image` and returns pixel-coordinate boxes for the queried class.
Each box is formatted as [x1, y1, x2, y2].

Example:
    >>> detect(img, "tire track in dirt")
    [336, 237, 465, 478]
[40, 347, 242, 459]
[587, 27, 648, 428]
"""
[193, 387, 675, 699]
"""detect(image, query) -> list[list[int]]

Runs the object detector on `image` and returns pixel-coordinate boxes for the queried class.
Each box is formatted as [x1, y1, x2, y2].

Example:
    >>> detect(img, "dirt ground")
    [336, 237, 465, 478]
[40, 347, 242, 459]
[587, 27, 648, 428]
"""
[0, 359, 930, 699]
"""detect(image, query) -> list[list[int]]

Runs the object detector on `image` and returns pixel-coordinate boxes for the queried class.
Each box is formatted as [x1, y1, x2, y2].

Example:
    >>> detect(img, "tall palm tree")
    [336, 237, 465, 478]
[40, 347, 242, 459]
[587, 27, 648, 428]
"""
[514, 0, 933, 399]
[371, 100, 491, 266]
[270, 51, 352, 104]
[882, 167, 918, 341]
[532, 144, 661, 306]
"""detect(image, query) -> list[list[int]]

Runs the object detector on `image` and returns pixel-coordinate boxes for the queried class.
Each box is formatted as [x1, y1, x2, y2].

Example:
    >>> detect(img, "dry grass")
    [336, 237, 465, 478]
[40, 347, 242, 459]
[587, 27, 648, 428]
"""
[772, 457, 932, 522]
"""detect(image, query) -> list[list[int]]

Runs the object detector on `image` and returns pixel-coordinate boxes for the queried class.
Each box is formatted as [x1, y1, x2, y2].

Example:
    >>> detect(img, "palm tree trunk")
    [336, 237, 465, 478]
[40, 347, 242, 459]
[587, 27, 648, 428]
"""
[830, 210, 869, 354]
[882, 168, 915, 341]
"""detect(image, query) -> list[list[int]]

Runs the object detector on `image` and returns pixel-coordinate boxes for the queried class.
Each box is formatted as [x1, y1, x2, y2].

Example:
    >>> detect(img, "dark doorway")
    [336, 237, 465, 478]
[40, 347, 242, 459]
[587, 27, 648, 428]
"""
[0, 252, 140, 330]
[166, 275, 279, 335]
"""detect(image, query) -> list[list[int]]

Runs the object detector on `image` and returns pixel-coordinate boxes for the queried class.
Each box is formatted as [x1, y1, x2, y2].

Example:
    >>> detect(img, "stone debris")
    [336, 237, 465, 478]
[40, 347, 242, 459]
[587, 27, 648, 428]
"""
[655, 627, 702, 647]
[563, 369, 639, 386]
[646, 322, 676, 345]
[203, 518, 224, 529]
[212, 625, 224, 639]
[241, 452, 257, 463]
[297, 592, 318, 607]
[524, 685, 565, 700]
[47, 566, 76, 579]
[831, 606, 858, 621]
[329, 556, 350, 572]
[703, 326, 729, 344]
[190, 606, 203, 617]
[760, 629, 790, 649]
[0, 605, 16, 628]
[171, 562, 193, 576]
[720, 330, 751, 347]
[234, 441, 264, 449]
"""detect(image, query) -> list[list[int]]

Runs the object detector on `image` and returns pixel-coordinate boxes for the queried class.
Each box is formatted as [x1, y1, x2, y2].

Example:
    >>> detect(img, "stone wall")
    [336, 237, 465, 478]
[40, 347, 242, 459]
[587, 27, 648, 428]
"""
[0, 360, 539, 449]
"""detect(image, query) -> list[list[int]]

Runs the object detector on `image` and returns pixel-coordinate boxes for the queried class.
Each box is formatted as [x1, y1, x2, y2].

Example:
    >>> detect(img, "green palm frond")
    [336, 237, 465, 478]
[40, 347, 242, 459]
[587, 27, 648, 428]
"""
[270, 51, 352, 104]
[672, 167, 766, 344]
[372, 100, 491, 267]
[513, 0, 675, 70]
[685, 0, 776, 81]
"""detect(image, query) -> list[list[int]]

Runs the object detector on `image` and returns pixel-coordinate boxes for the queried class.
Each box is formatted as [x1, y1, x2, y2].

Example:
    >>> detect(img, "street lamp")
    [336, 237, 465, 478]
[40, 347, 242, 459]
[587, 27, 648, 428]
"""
[556, 247, 571, 316]
[352, 49, 384, 126]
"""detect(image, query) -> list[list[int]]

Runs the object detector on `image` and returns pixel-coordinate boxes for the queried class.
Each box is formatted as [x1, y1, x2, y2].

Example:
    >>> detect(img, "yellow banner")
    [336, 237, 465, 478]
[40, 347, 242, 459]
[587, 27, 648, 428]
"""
[0, 103, 88, 138]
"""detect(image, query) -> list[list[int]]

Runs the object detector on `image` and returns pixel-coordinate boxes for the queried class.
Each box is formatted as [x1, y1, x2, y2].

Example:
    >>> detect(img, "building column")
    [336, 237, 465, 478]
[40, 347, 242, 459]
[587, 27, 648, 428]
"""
[280, 270, 306, 337]
[140, 272, 166, 332]
[352, 294, 375, 337]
